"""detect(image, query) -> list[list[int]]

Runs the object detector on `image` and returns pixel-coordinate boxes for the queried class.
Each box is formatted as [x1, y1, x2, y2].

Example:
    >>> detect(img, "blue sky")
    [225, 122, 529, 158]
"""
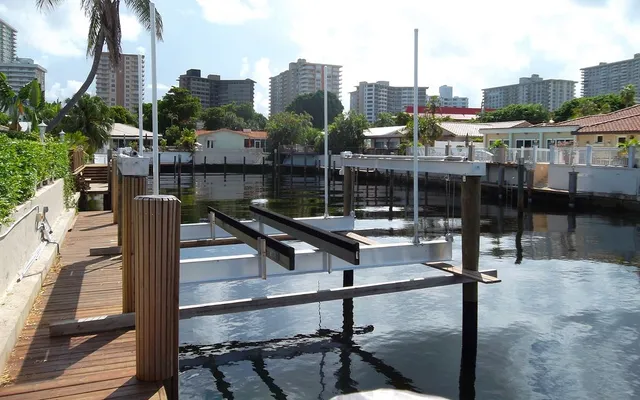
[2, 0, 640, 116]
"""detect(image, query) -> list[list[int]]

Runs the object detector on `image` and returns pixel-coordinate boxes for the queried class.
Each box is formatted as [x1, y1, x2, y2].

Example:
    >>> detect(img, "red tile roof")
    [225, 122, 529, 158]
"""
[196, 129, 267, 139]
[555, 105, 640, 134]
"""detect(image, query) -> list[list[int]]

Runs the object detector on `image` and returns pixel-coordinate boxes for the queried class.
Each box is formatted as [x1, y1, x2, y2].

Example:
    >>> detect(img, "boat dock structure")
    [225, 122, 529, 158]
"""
[0, 150, 500, 399]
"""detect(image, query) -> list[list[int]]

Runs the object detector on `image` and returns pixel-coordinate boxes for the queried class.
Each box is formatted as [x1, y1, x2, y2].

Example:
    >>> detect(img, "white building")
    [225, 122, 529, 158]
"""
[95, 53, 144, 114]
[0, 17, 16, 64]
[269, 59, 342, 115]
[0, 58, 46, 92]
[350, 81, 428, 123]
[581, 54, 640, 102]
[482, 74, 576, 112]
[437, 85, 469, 108]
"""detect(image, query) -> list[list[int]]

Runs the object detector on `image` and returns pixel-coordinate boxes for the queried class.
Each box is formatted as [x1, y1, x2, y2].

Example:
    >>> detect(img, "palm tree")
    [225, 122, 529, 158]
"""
[0, 73, 42, 131]
[62, 94, 114, 153]
[620, 84, 636, 108]
[36, 0, 163, 132]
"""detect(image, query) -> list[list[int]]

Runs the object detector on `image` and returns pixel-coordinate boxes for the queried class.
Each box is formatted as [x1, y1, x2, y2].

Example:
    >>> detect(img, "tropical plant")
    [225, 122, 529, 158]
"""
[374, 112, 396, 127]
[265, 111, 314, 151]
[109, 105, 137, 125]
[0, 74, 43, 131]
[285, 90, 344, 129]
[489, 139, 508, 149]
[327, 112, 368, 153]
[63, 131, 89, 149]
[478, 103, 550, 124]
[61, 94, 113, 154]
[617, 137, 639, 155]
[0, 112, 9, 126]
[178, 128, 197, 151]
[36, 0, 163, 132]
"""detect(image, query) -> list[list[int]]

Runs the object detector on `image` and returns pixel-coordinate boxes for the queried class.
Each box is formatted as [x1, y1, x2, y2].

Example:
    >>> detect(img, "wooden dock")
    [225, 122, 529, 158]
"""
[0, 211, 167, 399]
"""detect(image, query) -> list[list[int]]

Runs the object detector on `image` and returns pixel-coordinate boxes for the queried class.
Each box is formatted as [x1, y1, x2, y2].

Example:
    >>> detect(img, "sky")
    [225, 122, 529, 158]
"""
[2, 0, 640, 116]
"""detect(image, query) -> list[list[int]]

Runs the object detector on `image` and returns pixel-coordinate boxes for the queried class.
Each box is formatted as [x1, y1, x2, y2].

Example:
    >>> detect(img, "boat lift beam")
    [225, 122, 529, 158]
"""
[341, 154, 486, 176]
[249, 205, 360, 265]
[179, 240, 451, 284]
[207, 206, 296, 271]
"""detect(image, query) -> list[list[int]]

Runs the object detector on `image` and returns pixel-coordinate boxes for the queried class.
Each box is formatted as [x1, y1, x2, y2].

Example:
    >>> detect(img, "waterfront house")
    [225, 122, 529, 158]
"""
[363, 126, 405, 149]
[195, 128, 268, 164]
[106, 123, 158, 150]
[439, 120, 531, 142]
[480, 105, 640, 148]
[405, 106, 494, 121]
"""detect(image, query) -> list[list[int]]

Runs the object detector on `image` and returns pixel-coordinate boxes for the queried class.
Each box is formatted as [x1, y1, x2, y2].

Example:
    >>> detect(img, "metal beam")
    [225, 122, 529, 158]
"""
[341, 154, 486, 176]
[180, 240, 452, 284]
[249, 205, 360, 265]
[208, 207, 295, 271]
[180, 215, 355, 241]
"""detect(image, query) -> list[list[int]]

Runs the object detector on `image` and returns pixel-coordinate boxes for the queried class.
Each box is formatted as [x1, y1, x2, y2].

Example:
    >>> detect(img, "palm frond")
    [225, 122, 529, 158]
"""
[35, 0, 66, 10]
[123, 0, 163, 40]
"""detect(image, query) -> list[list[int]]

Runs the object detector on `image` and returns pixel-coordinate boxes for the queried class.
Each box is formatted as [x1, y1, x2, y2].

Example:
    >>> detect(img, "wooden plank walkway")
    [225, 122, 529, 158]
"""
[0, 211, 167, 399]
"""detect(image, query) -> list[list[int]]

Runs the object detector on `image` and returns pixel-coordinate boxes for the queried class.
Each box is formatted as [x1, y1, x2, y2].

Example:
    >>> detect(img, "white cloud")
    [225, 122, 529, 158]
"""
[145, 83, 171, 101]
[250, 57, 272, 115]
[46, 80, 93, 102]
[121, 14, 143, 42]
[196, 0, 269, 24]
[280, 0, 640, 108]
[136, 46, 146, 55]
[239, 57, 250, 77]
[146, 83, 171, 90]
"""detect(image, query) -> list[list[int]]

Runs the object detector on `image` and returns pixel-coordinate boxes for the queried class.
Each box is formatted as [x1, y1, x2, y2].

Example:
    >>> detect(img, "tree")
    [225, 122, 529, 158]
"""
[0, 75, 42, 131]
[163, 125, 182, 146]
[61, 94, 113, 153]
[37, 0, 163, 132]
[478, 103, 550, 124]
[265, 111, 313, 150]
[285, 90, 344, 129]
[405, 115, 442, 146]
[327, 112, 368, 153]
[109, 105, 136, 125]
[178, 128, 197, 151]
[374, 112, 396, 127]
[395, 112, 412, 126]
[0, 112, 8, 126]
[553, 92, 626, 122]
[161, 87, 201, 127]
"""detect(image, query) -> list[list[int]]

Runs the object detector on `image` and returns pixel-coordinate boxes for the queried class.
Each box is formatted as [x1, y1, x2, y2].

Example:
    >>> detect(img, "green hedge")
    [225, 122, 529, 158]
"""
[0, 134, 71, 224]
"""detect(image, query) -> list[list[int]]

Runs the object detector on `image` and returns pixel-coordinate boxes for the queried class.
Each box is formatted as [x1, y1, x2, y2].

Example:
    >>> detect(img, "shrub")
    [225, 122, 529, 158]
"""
[0, 135, 71, 224]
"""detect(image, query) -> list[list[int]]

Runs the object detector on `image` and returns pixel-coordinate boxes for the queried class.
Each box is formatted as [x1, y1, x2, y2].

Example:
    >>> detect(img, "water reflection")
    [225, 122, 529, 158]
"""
[159, 173, 640, 399]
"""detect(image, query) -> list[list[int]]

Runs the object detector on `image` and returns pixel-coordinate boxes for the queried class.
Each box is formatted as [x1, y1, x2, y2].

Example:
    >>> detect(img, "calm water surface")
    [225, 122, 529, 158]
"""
[158, 173, 640, 400]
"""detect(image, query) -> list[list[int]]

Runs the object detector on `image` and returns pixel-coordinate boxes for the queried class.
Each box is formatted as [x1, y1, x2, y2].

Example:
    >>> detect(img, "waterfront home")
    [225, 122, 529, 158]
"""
[105, 123, 158, 150]
[480, 105, 640, 148]
[405, 105, 493, 121]
[195, 128, 268, 164]
[363, 126, 405, 149]
[439, 120, 530, 142]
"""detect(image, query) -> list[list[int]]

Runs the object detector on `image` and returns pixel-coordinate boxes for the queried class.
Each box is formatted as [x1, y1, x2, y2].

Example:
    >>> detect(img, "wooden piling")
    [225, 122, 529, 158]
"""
[343, 166, 354, 288]
[111, 156, 119, 224]
[134, 195, 180, 383]
[204, 156, 207, 179]
[527, 170, 534, 203]
[517, 158, 525, 211]
[568, 171, 578, 208]
[224, 156, 227, 176]
[117, 168, 123, 246]
[497, 166, 505, 199]
[121, 175, 147, 313]
[243, 157, 246, 180]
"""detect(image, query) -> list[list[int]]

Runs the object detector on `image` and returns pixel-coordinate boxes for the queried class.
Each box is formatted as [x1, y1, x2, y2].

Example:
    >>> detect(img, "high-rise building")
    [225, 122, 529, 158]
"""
[0, 17, 17, 64]
[0, 58, 46, 92]
[349, 81, 428, 123]
[437, 85, 469, 108]
[482, 74, 575, 112]
[95, 53, 144, 113]
[269, 59, 342, 116]
[581, 54, 640, 102]
[178, 69, 255, 109]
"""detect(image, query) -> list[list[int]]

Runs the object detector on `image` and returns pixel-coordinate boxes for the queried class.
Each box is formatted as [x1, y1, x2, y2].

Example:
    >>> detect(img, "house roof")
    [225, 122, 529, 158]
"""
[405, 106, 493, 114]
[110, 123, 158, 138]
[440, 120, 531, 137]
[364, 126, 406, 137]
[556, 104, 640, 134]
[196, 128, 267, 139]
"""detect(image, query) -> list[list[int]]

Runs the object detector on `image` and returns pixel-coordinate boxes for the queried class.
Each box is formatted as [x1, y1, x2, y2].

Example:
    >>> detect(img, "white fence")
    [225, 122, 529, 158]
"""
[550, 146, 639, 167]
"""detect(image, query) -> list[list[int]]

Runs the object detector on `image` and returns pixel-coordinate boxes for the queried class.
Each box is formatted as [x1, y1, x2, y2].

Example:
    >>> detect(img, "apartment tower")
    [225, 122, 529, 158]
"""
[582, 54, 640, 102]
[482, 74, 576, 112]
[178, 69, 255, 109]
[0, 17, 16, 63]
[269, 59, 342, 116]
[95, 53, 144, 113]
[349, 81, 427, 123]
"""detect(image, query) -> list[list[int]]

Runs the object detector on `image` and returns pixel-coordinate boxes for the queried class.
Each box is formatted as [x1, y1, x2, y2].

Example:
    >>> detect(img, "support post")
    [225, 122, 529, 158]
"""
[628, 145, 636, 168]
[243, 156, 246, 180]
[111, 156, 119, 223]
[343, 166, 354, 288]
[585, 145, 592, 166]
[460, 175, 480, 399]
[135, 195, 180, 382]
[497, 166, 505, 199]
[117, 167, 123, 246]
[527, 169, 534, 203]
[532, 145, 538, 163]
[204, 156, 207, 179]
[224, 156, 227, 177]
[191, 155, 195, 179]
[568, 171, 578, 208]
[118, 157, 149, 313]
[549, 145, 556, 165]
[517, 158, 525, 211]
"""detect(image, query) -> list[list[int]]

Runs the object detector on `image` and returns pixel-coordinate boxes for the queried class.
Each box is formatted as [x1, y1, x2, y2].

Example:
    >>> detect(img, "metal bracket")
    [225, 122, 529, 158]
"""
[208, 211, 216, 240]
[257, 237, 267, 279]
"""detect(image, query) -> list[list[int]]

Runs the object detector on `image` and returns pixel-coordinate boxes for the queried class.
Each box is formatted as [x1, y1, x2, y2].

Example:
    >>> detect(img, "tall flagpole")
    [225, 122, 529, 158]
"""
[137, 53, 144, 154]
[413, 29, 420, 244]
[150, 2, 159, 195]
[324, 66, 329, 218]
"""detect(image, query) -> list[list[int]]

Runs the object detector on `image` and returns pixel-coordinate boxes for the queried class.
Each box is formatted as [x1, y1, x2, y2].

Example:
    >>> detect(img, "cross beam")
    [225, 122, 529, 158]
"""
[249, 205, 360, 265]
[341, 154, 486, 176]
[207, 206, 295, 271]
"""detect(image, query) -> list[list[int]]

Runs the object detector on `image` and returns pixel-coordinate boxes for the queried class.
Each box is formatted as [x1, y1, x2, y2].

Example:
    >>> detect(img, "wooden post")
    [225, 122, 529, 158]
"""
[204, 156, 207, 179]
[460, 175, 480, 399]
[243, 157, 246, 180]
[290, 154, 294, 177]
[134, 195, 180, 383]
[568, 171, 578, 208]
[424, 172, 428, 208]
[343, 166, 354, 288]
[262, 156, 265, 175]
[517, 158, 525, 211]
[527, 170, 534, 203]
[173, 156, 176, 180]
[119, 157, 148, 314]
[117, 168, 123, 246]
[497, 166, 505, 199]
[191, 155, 195, 179]
[111, 156, 119, 224]
[224, 156, 227, 177]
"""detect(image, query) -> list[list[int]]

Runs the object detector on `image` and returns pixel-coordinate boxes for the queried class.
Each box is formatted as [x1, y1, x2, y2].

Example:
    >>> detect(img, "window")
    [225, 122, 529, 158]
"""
[515, 139, 535, 148]
[206, 139, 214, 148]
[547, 138, 574, 147]
[618, 136, 627, 144]
[255, 140, 261, 148]
[244, 139, 252, 148]
[596, 135, 604, 144]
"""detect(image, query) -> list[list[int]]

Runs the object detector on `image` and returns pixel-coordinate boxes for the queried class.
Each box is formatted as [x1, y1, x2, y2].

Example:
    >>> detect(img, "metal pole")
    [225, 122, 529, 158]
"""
[150, 2, 159, 195]
[324, 65, 329, 218]
[412, 28, 419, 244]
[137, 53, 144, 154]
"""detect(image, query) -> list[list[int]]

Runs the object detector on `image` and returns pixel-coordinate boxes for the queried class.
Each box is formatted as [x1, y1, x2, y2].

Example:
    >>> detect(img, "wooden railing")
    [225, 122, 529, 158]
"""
[69, 147, 86, 174]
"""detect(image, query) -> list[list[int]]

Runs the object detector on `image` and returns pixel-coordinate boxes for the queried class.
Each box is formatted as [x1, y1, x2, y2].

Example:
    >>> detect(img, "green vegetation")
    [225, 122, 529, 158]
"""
[109, 105, 137, 125]
[404, 97, 445, 146]
[286, 90, 344, 129]
[328, 112, 368, 153]
[0, 73, 44, 131]
[36, 0, 163, 132]
[0, 135, 72, 224]
[163, 125, 197, 150]
[374, 112, 396, 127]
[478, 103, 550, 124]
[60, 94, 113, 154]
[489, 139, 508, 149]
[553, 85, 636, 122]
[265, 111, 314, 151]
[141, 87, 202, 134]
[201, 102, 267, 131]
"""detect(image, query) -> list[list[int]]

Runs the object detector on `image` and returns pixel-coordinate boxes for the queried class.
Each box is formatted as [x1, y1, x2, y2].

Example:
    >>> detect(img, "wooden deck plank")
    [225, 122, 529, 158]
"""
[0, 211, 167, 399]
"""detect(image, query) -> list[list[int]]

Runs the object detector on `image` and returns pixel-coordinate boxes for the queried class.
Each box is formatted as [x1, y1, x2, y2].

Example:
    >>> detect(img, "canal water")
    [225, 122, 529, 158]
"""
[156, 173, 640, 400]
